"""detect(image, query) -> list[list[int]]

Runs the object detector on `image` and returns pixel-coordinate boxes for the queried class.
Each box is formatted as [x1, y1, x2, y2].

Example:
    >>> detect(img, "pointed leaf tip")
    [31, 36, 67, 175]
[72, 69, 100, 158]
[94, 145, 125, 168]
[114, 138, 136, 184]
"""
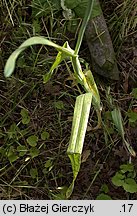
[4, 58, 15, 77]
[4, 47, 25, 77]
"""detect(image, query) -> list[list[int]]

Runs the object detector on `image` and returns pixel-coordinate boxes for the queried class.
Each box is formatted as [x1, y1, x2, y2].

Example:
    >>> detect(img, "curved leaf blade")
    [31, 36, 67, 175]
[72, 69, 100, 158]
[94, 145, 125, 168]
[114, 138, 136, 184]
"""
[4, 36, 75, 78]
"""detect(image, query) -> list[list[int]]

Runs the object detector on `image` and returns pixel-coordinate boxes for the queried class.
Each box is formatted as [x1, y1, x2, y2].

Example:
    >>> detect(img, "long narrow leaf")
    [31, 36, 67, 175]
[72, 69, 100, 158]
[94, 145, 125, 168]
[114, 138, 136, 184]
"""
[66, 93, 92, 197]
[67, 93, 92, 154]
[111, 107, 125, 140]
[111, 107, 136, 157]
[75, 0, 95, 55]
[4, 36, 75, 78]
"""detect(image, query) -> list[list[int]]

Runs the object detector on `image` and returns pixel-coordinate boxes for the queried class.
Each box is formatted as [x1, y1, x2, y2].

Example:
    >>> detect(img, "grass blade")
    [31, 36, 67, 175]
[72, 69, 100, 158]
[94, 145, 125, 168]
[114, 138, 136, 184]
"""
[111, 107, 125, 140]
[111, 107, 136, 157]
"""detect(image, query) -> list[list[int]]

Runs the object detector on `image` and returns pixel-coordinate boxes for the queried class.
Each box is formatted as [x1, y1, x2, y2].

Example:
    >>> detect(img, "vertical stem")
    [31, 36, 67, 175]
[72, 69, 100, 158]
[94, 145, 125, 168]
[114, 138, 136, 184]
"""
[74, 0, 95, 55]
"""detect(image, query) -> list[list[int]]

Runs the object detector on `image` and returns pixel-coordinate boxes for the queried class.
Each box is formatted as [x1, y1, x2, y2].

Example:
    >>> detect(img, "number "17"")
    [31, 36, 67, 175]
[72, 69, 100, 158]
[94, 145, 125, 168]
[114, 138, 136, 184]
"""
[122, 204, 133, 213]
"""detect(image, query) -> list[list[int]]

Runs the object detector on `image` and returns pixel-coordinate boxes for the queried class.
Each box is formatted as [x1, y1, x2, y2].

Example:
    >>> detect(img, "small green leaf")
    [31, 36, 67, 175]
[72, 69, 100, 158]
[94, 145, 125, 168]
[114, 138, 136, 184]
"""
[123, 178, 137, 193]
[127, 110, 137, 123]
[20, 108, 28, 117]
[20, 109, 30, 125]
[54, 101, 64, 110]
[96, 193, 112, 200]
[132, 88, 137, 99]
[17, 145, 28, 156]
[30, 168, 38, 179]
[8, 154, 19, 163]
[44, 159, 53, 168]
[29, 147, 40, 158]
[7, 123, 18, 139]
[27, 135, 38, 147]
[100, 184, 109, 193]
[112, 172, 125, 186]
[120, 164, 134, 173]
[43, 159, 53, 173]
[127, 171, 136, 179]
[41, 131, 49, 140]
[7, 147, 19, 163]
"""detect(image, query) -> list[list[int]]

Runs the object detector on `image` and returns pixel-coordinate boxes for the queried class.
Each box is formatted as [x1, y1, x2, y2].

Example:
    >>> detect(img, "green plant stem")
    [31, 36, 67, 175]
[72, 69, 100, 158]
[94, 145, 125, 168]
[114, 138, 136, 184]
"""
[74, 0, 95, 55]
